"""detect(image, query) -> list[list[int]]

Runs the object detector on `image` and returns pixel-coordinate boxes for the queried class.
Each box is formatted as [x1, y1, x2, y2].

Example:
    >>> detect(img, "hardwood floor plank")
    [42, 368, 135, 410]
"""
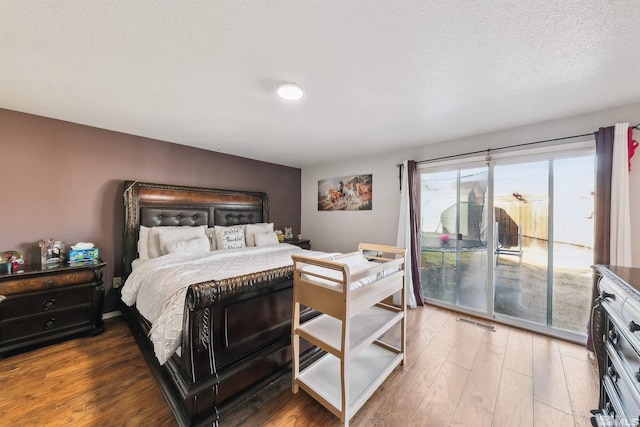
[451, 341, 505, 426]
[362, 386, 427, 426]
[433, 313, 472, 346]
[557, 339, 593, 362]
[492, 368, 533, 427]
[533, 400, 575, 427]
[532, 334, 573, 414]
[503, 328, 533, 377]
[410, 360, 469, 426]
[446, 322, 486, 370]
[561, 352, 599, 427]
[482, 322, 509, 348]
[404, 337, 453, 386]
[422, 306, 452, 334]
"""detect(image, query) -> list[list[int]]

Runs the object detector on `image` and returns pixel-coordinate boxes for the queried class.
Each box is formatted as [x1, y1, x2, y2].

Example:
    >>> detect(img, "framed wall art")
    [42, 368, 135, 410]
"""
[318, 174, 372, 211]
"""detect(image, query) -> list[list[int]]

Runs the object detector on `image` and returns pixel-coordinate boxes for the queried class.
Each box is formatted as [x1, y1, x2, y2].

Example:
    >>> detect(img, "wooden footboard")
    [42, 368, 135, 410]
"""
[122, 276, 319, 427]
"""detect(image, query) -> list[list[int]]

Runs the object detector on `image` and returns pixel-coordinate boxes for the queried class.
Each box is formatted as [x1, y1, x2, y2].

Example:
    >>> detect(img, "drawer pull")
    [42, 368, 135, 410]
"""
[43, 318, 56, 330]
[600, 291, 616, 300]
[42, 298, 56, 311]
[44, 280, 54, 287]
[629, 321, 640, 333]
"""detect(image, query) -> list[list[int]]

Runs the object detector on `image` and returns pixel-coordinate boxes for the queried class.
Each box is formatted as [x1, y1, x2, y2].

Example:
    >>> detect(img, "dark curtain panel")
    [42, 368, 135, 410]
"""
[407, 160, 426, 305]
[586, 126, 614, 352]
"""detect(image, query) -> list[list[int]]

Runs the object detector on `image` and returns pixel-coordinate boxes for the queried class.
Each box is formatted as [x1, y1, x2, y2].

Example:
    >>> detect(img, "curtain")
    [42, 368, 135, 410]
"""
[586, 126, 614, 352]
[610, 123, 633, 266]
[396, 160, 425, 307]
[587, 123, 633, 353]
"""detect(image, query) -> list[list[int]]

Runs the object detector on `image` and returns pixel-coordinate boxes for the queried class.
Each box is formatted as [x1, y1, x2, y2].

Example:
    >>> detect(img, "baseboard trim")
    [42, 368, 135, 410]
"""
[102, 310, 122, 320]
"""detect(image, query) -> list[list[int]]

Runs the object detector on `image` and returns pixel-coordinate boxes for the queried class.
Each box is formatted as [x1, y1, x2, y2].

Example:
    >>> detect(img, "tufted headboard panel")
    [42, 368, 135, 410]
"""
[141, 208, 210, 228]
[123, 181, 268, 277]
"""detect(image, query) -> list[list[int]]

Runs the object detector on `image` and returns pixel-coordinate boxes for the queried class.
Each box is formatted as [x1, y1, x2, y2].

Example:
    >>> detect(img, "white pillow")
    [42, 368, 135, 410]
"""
[157, 226, 207, 256]
[140, 225, 173, 259]
[254, 231, 279, 247]
[163, 236, 210, 255]
[205, 227, 217, 251]
[215, 226, 246, 250]
[138, 225, 151, 259]
[245, 223, 275, 246]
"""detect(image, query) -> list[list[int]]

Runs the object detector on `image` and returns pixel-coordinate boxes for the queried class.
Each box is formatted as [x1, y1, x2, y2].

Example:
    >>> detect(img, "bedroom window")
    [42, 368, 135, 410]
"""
[419, 141, 595, 341]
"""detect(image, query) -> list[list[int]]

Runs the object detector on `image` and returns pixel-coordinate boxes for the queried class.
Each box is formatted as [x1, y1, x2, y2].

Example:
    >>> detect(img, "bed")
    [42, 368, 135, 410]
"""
[291, 243, 406, 426]
[120, 181, 322, 427]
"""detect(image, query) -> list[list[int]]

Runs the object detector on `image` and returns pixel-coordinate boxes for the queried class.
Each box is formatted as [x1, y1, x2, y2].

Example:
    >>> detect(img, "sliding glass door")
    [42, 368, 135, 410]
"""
[419, 147, 595, 339]
[493, 160, 549, 324]
[420, 165, 489, 313]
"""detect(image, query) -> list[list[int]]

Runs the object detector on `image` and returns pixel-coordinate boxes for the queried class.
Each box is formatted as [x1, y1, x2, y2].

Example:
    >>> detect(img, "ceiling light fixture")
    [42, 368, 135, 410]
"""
[276, 82, 304, 101]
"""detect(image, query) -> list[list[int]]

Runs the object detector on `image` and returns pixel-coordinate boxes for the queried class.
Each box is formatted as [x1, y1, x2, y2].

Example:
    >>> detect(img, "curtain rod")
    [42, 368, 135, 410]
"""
[413, 132, 592, 165]
[394, 124, 638, 191]
[397, 123, 639, 167]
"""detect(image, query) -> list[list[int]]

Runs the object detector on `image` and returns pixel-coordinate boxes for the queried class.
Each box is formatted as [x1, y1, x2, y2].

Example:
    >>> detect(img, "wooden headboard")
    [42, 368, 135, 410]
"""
[122, 181, 269, 277]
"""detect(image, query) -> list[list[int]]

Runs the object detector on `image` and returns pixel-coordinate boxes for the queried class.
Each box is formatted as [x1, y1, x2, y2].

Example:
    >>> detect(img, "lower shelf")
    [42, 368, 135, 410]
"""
[296, 342, 403, 417]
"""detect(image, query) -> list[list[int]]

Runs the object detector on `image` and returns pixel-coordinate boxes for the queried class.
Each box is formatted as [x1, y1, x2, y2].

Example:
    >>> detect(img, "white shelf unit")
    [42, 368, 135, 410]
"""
[291, 243, 406, 427]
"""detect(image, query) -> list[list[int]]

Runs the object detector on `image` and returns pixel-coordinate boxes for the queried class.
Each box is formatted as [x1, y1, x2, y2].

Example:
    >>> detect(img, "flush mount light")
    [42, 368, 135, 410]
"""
[276, 82, 304, 101]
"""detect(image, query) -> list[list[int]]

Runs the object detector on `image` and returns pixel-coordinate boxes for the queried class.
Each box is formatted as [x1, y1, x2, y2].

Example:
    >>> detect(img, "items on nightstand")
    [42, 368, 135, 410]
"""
[69, 242, 99, 263]
[284, 227, 293, 239]
[39, 239, 65, 265]
[2, 250, 24, 273]
[275, 230, 285, 242]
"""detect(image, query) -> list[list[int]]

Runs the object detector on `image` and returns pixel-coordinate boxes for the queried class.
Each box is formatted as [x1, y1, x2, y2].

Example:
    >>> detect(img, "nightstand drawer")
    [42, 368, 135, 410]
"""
[0, 270, 96, 296]
[0, 286, 93, 321]
[0, 307, 92, 343]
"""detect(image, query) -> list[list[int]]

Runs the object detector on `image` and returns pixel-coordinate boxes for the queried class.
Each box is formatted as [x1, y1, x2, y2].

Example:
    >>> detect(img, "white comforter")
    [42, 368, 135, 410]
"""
[121, 244, 332, 365]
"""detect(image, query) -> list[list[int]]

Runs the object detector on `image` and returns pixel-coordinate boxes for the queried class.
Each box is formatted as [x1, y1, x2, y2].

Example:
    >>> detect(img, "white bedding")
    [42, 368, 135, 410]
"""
[121, 244, 333, 365]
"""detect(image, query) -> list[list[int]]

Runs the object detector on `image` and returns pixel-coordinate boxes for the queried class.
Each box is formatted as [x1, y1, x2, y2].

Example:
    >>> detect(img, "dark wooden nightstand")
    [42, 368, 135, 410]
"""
[0, 260, 106, 358]
[284, 238, 311, 250]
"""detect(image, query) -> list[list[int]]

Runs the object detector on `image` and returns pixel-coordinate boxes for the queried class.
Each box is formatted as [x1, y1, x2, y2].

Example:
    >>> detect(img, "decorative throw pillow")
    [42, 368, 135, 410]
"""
[215, 226, 246, 250]
[157, 226, 207, 256]
[245, 223, 275, 246]
[163, 236, 210, 255]
[254, 231, 280, 247]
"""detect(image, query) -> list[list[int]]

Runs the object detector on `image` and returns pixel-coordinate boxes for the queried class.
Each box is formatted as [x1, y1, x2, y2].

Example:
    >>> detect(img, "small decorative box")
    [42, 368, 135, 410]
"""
[69, 248, 99, 263]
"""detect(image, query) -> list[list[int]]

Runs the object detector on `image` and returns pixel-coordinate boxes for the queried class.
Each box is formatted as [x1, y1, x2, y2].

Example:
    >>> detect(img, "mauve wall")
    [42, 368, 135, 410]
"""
[0, 109, 301, 311]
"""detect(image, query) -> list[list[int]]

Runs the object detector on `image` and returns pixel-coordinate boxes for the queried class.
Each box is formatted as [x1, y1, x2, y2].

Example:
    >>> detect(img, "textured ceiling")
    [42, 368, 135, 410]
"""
[2, 1, 639, 167]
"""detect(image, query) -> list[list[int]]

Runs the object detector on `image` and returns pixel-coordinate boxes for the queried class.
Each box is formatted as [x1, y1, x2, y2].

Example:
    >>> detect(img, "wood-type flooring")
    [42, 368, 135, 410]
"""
[0, 305, 598, 426]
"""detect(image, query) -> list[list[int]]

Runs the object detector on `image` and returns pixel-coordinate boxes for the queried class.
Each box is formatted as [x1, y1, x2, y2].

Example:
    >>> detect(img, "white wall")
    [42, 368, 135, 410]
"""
[302, 101, 640, 266]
